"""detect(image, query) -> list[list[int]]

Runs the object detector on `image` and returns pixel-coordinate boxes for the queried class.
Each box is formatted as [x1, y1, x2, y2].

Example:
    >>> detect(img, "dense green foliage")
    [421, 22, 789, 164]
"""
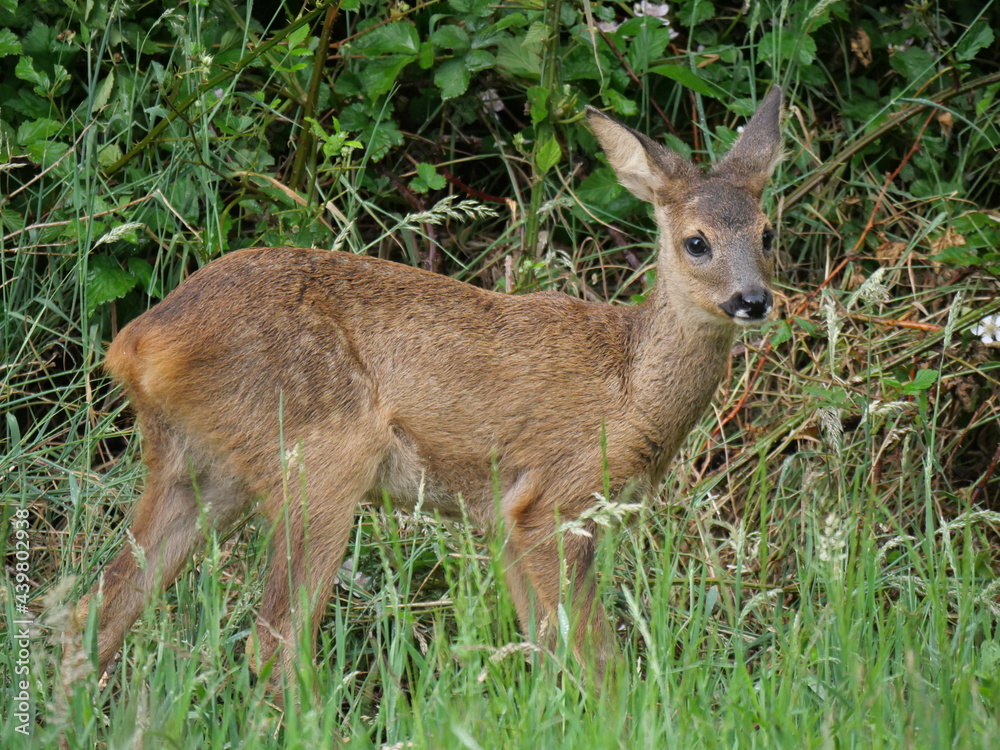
[2, 0, 999, 747]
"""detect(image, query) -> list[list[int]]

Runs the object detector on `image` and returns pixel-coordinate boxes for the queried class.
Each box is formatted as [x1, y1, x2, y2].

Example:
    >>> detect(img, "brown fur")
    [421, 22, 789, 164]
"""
[74, 87, 783, 694]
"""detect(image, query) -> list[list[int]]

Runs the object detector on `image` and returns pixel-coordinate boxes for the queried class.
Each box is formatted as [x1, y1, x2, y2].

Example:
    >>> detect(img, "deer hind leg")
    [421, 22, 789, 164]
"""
[248, 432, 385, 691]
[76, 418, 252, 676]
[501, 477, 618, 690]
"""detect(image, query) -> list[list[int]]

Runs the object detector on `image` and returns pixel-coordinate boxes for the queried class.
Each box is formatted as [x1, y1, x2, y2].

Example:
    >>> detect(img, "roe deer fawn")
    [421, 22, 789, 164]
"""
[75, 86, 783, 693]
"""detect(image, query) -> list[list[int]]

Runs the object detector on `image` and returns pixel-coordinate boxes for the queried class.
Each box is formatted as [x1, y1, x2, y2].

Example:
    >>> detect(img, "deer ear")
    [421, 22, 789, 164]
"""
[712, 86, 783, 199]
[586, 106, 697, 204]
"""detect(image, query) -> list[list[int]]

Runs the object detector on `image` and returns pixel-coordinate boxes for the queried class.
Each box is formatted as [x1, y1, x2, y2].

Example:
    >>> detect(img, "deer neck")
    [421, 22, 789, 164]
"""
[625, 280, 736, 479]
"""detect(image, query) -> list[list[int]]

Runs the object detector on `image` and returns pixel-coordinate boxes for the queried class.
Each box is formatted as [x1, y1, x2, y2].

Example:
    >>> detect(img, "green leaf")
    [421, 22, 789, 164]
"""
[601, 88, 637, 117]
[286, 24, 310, 50]
[535, 135, 561, 174]
[361, 118, 403, 162]
[434, 58, 470, 100]
[16, 56, 50, 95]
[410, 162, 447, 193]
[955, 21, 994, 62]
[903, 369, 938, 394]
[573, 166, 640, 221]
[93, 70, 115, 112]
[495, 36, 541, 78]
[757, 29, 817, 65]
[931, 245, 980, 266]
[355, 21, 420, 55]
[419, 41, 435, 69]
[522, 21, 550, 48]
[430, 25, 470, 52]
[890, 46, 934, 82]
[128, 258, 165, 299]
[527, 86, 549, 124]
[98, 143, 123, 169]
[86, 255, 137, 315]
[493, 12, 528, 31]
[17, 117, 61, 147]
[0, 28, 22, 57]
[769, 319, 794, 346]
[359, 55, 416, 98]
[449, 0, 492, 16]
[648, 65, 724, 99]
[334, 72, 362, 97]
[464, 49, 495, 73]
[676, 0, 715, 27]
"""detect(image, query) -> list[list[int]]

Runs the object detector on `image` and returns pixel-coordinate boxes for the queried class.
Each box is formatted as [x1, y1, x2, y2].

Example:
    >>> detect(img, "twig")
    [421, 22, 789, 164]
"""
[847, 313, 942, 333]
[290, 3, 341, 194]
[971, 442, 1000, 505]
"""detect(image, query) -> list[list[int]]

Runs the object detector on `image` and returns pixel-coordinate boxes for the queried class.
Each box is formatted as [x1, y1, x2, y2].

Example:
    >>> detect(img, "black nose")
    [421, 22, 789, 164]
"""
[720, 290, 773, 321]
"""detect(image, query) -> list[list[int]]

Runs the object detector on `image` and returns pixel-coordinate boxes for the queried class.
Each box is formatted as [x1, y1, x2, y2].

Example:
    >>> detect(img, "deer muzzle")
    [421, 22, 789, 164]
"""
[720, 289, 773, 323]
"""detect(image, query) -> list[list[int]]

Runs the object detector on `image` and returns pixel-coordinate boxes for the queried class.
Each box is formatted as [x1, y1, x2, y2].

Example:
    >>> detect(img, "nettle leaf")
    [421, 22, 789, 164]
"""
[955, 21, 994, 62]
[430, 25, 470, 52]
[86, 254, 137, 315]
[355, 21, 420, 55]
[435, 58, 470, 100]
[0, 28, 22, 57]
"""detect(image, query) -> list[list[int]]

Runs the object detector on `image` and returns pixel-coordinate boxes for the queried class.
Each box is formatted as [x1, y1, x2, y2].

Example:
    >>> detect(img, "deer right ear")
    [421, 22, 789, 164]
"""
[711, 86, 783, 199]
[586, 106, 696, 204]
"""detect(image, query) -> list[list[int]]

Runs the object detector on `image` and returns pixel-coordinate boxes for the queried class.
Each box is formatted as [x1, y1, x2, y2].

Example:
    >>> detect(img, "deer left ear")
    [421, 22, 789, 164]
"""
[712, 86, 783, 199]
[586, 105, 698, 204]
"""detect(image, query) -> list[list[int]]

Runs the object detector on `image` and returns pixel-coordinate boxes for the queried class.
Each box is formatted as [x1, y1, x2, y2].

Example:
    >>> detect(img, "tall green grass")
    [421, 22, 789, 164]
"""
[2, 0, 999, 747]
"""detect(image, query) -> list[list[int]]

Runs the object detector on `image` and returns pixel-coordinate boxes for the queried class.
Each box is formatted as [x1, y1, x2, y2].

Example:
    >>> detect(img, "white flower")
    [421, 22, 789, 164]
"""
[634, 1, 670, 18]
[972, 314, 1000, 345]
[597, 20, 621, 33]
[479, 89, 504, 115]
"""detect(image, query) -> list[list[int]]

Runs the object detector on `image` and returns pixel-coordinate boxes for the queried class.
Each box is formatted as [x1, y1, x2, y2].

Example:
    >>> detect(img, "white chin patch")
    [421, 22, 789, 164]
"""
[732, 308, 771, 325]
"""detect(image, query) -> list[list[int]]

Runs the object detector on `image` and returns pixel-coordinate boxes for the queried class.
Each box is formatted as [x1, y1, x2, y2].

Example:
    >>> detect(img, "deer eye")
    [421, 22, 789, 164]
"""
[684, 236, 710, 258]
[762, 229, 776, 254]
